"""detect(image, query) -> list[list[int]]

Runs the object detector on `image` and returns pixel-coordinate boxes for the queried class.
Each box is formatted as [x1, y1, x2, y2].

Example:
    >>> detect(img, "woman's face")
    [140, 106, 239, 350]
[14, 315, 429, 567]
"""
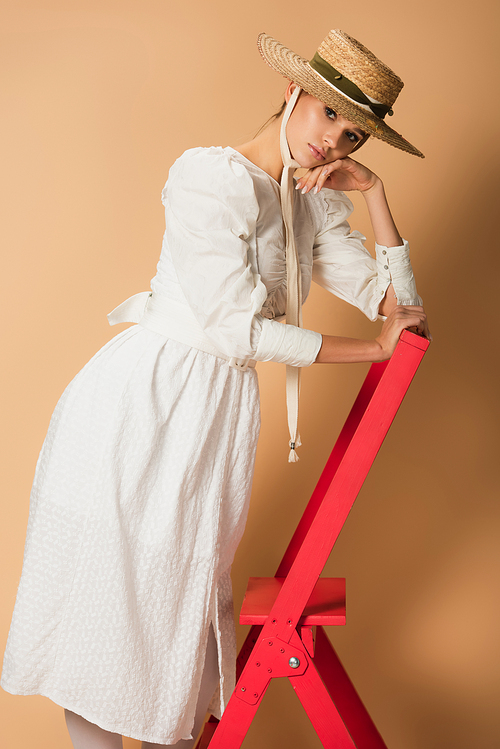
[285, 84, 366, 167]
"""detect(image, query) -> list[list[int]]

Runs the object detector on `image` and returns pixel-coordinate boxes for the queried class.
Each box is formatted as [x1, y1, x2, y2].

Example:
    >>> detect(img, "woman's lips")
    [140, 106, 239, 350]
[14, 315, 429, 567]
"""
[308, 143, 326, 161]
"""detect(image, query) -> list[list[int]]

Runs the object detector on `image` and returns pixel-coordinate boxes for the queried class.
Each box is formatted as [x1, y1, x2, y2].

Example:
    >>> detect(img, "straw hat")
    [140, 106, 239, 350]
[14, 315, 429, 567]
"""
[257, 30, 424, 158]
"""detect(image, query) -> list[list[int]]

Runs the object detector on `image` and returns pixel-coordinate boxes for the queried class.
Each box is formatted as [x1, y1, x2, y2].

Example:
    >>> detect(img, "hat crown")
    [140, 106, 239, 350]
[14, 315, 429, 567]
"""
[318, 30, 403, 108]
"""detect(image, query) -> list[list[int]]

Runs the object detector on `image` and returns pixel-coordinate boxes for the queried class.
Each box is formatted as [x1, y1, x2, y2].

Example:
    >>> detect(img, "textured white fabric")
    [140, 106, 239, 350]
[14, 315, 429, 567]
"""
[307, 187, 422, 313]
[374, 239, 423, 307]
[157, 147, 420, 344]
[108, 292, 257, 369]
[1, 145, 421, 744]
[2, 328, 259, 743]
[157, 147, 323, 365]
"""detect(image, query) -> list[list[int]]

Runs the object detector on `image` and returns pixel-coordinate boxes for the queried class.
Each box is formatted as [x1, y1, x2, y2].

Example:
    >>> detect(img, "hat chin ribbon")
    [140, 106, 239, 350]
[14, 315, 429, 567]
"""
[279, 86, 304, 462]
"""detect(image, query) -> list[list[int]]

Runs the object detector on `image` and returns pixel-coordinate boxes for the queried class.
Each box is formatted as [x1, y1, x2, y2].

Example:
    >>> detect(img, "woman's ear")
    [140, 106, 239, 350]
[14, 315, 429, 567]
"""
[285, 81, 298, 103]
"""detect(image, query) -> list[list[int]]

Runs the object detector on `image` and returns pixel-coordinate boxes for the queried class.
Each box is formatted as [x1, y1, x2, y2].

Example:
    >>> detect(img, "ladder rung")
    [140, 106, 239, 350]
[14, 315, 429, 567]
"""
[240, 577, 346, 626]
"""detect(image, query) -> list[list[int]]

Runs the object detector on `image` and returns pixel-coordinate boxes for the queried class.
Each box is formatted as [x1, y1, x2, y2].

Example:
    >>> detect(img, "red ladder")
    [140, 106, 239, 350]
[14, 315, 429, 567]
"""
[197, 330, 429, 748]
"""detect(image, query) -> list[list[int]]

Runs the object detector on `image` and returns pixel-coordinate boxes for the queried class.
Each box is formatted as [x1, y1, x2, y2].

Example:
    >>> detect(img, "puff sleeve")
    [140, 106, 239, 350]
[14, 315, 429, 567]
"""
[308, 189, 422, 321]
[163, 148, 322, 366]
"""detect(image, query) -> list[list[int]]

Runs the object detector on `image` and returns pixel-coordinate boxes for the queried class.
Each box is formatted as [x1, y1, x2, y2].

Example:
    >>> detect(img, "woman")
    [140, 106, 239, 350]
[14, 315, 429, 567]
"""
[1, 29, 428, 749]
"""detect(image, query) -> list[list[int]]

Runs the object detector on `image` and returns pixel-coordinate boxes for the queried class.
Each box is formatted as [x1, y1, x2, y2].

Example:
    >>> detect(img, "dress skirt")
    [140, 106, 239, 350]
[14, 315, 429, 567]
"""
[1, 324, 261, 744]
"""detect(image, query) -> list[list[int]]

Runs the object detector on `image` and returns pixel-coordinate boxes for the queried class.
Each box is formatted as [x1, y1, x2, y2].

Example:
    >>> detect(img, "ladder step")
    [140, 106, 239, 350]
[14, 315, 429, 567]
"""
[240, 577, 346, 626]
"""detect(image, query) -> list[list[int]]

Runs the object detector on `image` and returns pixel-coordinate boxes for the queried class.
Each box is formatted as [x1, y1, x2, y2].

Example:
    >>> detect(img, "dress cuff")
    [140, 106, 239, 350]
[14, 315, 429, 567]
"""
[254, 318, 323, 367]
[375, 239, 423, 307]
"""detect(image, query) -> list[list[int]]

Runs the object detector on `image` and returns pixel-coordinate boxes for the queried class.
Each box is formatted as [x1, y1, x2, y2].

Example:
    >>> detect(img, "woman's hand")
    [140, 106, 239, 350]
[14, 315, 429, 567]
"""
[295, 157, 379, 195]
[315, 305, 429, 364]
[376, 305, 429, 360]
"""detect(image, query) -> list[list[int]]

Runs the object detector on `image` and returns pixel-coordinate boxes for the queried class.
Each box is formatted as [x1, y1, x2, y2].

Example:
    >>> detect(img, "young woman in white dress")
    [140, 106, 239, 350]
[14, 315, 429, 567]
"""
[1, 29, 429, 749]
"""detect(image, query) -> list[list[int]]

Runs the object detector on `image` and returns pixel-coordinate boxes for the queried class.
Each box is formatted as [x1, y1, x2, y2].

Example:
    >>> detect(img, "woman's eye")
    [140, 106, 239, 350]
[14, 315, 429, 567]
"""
[325, 107, 336, 120]
[346, 131, 359, 143]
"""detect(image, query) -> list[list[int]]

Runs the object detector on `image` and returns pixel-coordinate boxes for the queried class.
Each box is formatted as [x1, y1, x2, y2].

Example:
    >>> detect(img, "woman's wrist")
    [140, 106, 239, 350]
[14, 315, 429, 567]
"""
[315, 335, 384, 364]
[360, 174, 383, 196]
[361, 179, 403, 248]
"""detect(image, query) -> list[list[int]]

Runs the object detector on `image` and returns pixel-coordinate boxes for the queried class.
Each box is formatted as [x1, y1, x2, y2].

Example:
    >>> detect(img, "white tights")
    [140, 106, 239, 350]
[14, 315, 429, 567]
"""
[65, 625, 219, 749]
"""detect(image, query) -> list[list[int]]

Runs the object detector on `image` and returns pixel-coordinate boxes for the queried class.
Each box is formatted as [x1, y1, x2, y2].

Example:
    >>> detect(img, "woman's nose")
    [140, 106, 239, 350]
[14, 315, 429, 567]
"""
[324, 127, 340, 149]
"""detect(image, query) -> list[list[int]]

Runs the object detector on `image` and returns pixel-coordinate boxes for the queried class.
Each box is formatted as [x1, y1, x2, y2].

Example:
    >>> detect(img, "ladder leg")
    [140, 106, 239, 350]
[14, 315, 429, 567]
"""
[314, 627, 388, 749]
[288, 660, 357, 749]
[206, 684, 268, 749]
[236, 624, 262, 679]
[196, 626, 263, 749]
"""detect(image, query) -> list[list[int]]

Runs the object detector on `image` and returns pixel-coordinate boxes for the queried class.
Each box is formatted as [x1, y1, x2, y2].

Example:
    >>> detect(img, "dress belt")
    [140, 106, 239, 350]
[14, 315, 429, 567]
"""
[107, 291, 256, 372]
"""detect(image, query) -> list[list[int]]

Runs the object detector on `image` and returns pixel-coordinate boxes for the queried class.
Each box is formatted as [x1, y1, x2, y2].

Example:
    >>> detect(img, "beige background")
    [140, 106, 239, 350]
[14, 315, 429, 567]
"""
[1, 1, 499, 747]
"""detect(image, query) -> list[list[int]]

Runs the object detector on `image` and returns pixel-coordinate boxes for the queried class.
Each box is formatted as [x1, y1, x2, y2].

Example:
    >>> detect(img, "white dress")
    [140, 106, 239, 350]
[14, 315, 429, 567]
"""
[1, 146, 421, 744]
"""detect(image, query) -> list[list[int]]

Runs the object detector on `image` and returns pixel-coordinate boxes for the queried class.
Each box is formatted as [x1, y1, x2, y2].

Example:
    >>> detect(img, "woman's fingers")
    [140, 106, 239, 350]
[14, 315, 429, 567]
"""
[315, 160, 346, 192]
[398, 305, 431, 339]
[295, 157, 376, 194]
[295, 161, 344, 194]
[419, 315, 432, 341]
[377, 306, 429, 359]
[295, 165, 324, 194]
[394, 305, 428, 331]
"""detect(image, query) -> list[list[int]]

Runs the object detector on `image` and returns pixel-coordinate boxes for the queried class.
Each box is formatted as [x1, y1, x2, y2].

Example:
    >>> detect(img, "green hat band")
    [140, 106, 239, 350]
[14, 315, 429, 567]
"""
[310, 52, 394, 119]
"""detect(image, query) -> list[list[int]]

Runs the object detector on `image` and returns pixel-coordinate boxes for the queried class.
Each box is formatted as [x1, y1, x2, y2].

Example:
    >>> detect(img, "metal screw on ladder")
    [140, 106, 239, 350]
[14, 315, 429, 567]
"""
[288, 657, 300, 669]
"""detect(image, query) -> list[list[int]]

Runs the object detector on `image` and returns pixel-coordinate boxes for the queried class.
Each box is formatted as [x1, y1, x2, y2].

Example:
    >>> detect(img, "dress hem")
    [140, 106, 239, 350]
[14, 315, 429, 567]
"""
[1, 681, 208, 744]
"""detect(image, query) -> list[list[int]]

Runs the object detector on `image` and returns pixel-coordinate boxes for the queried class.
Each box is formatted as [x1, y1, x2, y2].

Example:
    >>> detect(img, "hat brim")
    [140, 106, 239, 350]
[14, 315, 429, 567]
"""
[258, 33, 424, 158]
